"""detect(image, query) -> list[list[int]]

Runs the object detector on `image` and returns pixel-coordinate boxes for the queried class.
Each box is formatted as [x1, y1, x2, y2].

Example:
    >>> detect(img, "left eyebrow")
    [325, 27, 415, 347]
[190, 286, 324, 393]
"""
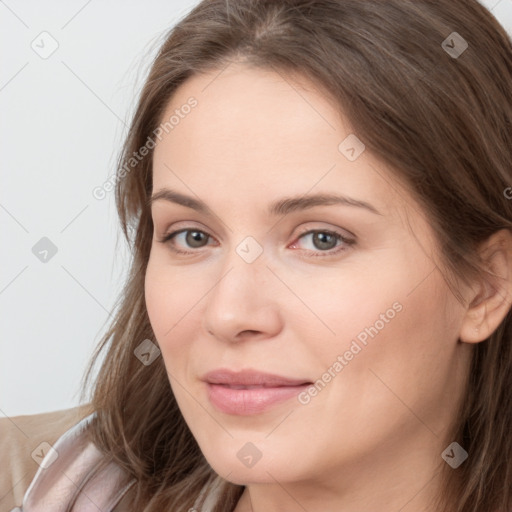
[268, 192, 382, 216]
[148, 188, 382, 216]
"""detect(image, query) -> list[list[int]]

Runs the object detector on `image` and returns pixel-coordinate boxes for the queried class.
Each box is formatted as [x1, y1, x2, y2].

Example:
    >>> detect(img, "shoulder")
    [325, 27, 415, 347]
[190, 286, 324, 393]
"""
[0, 404, 94, 511]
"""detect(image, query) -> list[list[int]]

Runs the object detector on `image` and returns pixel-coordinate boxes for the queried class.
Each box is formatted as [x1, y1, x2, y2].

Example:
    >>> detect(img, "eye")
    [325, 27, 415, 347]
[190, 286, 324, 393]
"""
[290, 229, 355, 257]
[158, 228, 214, 254]
[157, 227, 355, 258]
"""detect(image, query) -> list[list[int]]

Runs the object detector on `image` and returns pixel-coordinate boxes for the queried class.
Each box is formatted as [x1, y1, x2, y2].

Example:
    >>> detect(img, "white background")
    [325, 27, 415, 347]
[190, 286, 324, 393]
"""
[1, 0, 512, 417]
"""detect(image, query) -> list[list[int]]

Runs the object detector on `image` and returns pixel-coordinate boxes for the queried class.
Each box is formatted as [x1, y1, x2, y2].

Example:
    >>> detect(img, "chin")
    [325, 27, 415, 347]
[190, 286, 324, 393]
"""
[202, 445, 304, 485]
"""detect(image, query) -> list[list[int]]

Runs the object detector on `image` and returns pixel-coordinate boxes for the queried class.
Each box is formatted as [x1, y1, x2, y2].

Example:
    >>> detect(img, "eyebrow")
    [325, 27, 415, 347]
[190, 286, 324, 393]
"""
[148, 188, 382, 217]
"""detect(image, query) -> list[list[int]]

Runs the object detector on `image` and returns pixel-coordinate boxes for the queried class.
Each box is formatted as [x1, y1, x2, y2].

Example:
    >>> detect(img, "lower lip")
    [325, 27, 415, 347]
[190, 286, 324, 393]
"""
[206, 383, 311, 415]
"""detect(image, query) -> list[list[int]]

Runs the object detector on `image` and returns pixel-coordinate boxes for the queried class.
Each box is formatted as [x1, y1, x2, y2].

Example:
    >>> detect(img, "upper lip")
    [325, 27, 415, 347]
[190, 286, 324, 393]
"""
[201, 369, 312, 387]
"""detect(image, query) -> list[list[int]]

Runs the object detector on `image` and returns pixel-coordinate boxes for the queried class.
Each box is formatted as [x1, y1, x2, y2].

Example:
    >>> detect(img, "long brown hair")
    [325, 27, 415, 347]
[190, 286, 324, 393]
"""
[81, 1, 512, 510]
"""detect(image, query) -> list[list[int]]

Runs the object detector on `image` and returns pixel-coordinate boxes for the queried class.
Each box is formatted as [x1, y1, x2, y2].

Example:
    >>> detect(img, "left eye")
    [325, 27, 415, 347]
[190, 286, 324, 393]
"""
[289, 229, 356, 257]
[158, 228, 355, 257]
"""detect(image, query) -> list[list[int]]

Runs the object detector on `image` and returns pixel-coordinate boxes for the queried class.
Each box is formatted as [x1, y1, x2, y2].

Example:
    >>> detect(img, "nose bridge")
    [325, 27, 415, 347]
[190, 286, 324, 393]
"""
[202, 237, 282, 341]
[209, 238, 269, 308]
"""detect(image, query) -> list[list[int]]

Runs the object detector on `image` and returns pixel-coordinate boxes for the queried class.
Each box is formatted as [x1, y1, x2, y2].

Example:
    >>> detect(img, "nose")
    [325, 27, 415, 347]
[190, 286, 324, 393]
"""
[202, 251, 283, 344]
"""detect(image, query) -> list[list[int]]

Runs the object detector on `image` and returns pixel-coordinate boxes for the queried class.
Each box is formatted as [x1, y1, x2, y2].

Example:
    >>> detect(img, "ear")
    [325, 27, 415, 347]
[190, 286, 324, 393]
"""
[459, 229, 512, 343]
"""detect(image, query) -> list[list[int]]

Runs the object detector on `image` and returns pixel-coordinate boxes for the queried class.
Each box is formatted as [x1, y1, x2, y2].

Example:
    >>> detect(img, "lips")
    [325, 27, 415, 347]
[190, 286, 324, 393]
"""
[202, 369, 312, 387]
[201, 369, 313, 415]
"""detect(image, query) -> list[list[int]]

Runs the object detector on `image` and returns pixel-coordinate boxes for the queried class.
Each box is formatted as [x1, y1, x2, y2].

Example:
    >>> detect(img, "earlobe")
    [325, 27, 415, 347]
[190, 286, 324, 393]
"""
[459, 229, 512, 344]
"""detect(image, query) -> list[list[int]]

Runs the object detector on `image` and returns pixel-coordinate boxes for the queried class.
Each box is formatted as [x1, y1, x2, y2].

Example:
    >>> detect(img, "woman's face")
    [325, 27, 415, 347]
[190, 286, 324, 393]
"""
[145, 63, 472, 496]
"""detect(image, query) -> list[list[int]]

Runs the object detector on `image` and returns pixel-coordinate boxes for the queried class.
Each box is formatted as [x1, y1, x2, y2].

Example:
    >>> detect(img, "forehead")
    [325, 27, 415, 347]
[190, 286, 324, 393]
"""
[151, 63, 414, 225]
[157, 64, 341, 163]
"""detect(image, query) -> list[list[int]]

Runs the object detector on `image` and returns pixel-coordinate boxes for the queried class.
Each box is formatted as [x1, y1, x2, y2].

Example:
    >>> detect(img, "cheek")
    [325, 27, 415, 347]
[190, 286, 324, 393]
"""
[315, 270, 463, 430]
[144, 259, 171, 339]
[307, 251, 457, 380]
[144, 256, 196, 361]
[296, 260, 408, 367]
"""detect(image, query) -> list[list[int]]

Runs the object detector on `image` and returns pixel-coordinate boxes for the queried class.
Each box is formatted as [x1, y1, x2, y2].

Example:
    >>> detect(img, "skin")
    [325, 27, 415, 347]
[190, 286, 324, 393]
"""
[144, 62, 512, 512]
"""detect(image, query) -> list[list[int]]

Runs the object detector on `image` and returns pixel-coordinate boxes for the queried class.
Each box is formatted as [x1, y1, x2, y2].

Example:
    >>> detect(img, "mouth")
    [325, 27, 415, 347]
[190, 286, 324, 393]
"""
[201, 369, 313, 415]
[201, 368, 312, 387]
[218, 384, 290, 389]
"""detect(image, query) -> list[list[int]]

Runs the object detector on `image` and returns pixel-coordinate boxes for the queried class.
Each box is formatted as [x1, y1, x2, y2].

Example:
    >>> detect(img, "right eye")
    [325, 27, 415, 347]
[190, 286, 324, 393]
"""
[158, 228, 217, 254]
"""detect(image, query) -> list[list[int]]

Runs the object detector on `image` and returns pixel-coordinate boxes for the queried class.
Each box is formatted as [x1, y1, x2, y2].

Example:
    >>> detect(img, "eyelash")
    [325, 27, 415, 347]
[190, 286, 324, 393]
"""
[157, 227, 355, 258]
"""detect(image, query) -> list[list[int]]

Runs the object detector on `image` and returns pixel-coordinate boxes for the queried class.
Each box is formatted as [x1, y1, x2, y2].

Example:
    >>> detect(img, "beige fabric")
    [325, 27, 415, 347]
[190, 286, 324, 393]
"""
[0, 404, 94, 511]
[0, 404, 222, 511]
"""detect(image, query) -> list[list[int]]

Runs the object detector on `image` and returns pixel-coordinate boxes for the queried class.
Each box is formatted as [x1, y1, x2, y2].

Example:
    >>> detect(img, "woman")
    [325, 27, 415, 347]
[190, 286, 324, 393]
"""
[3, 0, 512, 510]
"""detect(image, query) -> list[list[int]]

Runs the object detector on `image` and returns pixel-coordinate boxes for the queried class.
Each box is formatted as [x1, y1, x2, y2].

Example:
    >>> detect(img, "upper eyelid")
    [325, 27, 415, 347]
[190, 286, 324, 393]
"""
[162, 226, 354, 245]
